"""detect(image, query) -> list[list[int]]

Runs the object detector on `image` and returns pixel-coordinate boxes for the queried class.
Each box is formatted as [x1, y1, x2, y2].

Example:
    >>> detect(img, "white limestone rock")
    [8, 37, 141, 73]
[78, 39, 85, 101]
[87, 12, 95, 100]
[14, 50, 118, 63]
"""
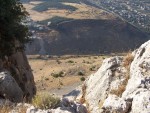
[122, 40, 150, 99]
[102, 95, 130, 113]
[79, 40, 150, 113]
[130, 90, 150, 113]
[26, 106, 51, 113]
[84, 56, 127, 113]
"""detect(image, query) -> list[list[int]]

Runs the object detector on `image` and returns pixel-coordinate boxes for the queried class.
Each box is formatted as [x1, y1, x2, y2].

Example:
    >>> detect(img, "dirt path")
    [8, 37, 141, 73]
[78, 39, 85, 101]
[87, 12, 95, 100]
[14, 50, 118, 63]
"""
[48, 82, 82, 97]
[42, 82, 82, 97]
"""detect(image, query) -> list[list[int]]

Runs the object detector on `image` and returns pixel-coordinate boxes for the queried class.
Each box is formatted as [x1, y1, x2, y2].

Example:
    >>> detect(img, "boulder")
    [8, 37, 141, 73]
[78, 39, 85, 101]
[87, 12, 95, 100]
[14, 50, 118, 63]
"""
[61, 98, 87, 113]
[26, 106, 50, 113]
[0, 71, 23, 102]
[130, 90, 150, 113]
[102, 95, 130, 113]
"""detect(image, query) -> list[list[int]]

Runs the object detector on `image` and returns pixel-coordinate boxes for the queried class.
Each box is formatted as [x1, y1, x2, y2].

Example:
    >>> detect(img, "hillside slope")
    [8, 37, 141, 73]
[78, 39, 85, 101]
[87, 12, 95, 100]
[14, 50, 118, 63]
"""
[24, 0, 149, 55]
[26, 18, 148, 55]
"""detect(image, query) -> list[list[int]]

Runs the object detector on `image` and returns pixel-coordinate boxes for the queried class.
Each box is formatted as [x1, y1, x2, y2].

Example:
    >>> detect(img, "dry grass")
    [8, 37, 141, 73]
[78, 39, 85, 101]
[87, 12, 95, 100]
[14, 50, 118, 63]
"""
[110, 69, 130, 97]
[110, 84, 126, 97]
[0, 106, 11, 113]
[0, 104, 27, 113]
[79, 84, 91, 113]
[99, 99, 105, 109]
[28, 55, 104, 91]
[123, 52, 134, 68]
[79, 84, 87, 104]
[110, 52, 134, 97]
[110, 52, 133, 97]
[32, 92, 60, 109]
[23, 1, 115, 21]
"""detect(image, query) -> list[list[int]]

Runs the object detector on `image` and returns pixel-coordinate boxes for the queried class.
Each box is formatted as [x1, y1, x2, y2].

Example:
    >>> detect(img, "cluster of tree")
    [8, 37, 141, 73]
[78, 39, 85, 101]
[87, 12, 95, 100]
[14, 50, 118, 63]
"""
[0, 0, 30, 57]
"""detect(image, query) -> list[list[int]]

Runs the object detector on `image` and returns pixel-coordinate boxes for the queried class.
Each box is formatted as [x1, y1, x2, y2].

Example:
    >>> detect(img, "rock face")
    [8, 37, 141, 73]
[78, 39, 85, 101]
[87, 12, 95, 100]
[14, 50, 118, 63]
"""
[102, 95, 130, 113]
[83, 56, 128, 113]
[0, 71, 23, 102]
[76, 40, 150, 113]
[0, 51, 36, 102]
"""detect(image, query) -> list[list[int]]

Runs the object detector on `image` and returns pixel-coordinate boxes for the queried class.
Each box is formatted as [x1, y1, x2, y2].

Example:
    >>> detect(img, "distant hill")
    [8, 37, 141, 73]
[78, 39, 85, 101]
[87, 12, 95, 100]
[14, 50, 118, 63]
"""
[26, 18, 149, 55]
[24, 0, 149, 55]
[20, 0, 30, 3]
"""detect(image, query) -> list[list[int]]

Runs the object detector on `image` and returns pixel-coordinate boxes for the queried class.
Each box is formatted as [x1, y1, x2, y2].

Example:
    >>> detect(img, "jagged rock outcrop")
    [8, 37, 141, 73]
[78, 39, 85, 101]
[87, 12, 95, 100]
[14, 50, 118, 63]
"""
[122, 40, 150, 113]
[102, 95, 130, 113]
[0, 51, 36, 102]
[81, 56, 128, 113]
[73, 40, 150, 113]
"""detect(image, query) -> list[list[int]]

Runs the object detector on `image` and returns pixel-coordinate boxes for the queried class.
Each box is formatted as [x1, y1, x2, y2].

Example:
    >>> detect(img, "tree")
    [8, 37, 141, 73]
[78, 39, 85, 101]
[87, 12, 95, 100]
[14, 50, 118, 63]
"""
[0, 0, 30, 57]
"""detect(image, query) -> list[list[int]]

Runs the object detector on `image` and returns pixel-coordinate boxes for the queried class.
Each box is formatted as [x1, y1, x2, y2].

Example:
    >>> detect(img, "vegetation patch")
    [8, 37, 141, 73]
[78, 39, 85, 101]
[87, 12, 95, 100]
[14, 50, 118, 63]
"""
[67, 60, 74, 63]
[51, 71, 64, 78]
[89, 65, 96, 71]
[0, 0, 30, 57]
[0, 106, 11, 113]
[78, 71, 85, 76]
[123, 52, 134, 68]
[0, 104, 27, 113]
[80, 84, 86, 104]
[80, 77, 86, 81]
[110, 83, 127, 97]
[110, 70, 130, 97]
[32, 92, 60, 109]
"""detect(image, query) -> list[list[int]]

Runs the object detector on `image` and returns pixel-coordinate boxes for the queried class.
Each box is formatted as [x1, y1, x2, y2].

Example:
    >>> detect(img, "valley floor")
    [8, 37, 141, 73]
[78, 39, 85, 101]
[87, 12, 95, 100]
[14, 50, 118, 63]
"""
[28, 55, 118, 96]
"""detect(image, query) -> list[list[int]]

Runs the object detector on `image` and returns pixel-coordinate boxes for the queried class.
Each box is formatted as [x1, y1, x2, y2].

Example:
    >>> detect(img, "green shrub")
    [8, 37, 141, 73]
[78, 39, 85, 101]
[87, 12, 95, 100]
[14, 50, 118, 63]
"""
[67, 60, 74, 63]
[80, 77, 85, 81]
[51, 71, 64, 78]
[32, 93, 60, 109]
[89, 66, 96, 71]
[78, 71, 84, 76]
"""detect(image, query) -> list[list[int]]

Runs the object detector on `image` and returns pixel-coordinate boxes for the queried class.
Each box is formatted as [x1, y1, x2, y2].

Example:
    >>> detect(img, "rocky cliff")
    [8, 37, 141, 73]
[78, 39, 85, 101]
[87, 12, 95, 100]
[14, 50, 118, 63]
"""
[75, 40, 150, 113]
[0, 42, 36, 102]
